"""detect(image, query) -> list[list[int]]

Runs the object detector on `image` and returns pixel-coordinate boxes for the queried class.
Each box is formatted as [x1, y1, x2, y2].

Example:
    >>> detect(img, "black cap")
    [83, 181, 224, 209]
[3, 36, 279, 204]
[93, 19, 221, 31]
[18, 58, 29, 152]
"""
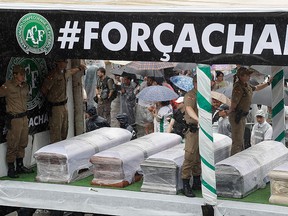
[218, 104, 229, 111]
[86, 107, 97, 116]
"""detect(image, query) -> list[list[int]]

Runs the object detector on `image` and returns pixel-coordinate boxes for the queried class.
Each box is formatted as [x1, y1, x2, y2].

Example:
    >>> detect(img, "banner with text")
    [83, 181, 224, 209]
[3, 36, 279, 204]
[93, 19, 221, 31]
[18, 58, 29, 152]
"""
[0, 10, 288, 65]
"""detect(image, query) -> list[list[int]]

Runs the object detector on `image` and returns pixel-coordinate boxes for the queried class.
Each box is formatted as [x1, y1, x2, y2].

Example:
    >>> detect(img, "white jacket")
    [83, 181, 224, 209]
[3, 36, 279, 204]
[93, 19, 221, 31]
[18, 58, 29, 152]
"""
[251, 121, 273, 146]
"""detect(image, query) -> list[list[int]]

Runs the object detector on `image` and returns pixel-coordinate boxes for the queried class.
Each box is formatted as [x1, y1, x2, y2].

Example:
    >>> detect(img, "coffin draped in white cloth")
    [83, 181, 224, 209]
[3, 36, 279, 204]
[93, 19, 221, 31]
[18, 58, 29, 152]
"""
[216, 141, 288, 198]
[140, 133, 231, 195]
[34, 127, 132, 183]
[140, 144, 184, 194]
[90, 132, 182, 186]
[213, 133, 232, 163]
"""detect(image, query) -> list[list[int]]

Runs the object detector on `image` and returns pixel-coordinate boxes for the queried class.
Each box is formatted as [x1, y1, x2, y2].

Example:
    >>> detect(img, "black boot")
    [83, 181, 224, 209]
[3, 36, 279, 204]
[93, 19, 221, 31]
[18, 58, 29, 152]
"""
[192, 176, 202, 190]
[16, 158, 34, 174]
[7, 162, 19, 178]
[182, 179, 195, 197]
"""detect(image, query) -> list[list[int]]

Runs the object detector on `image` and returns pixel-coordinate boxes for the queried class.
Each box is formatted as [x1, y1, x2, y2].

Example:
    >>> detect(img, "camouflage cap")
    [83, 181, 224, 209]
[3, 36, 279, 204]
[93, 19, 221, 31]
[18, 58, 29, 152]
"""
[236, 67, 254, 76]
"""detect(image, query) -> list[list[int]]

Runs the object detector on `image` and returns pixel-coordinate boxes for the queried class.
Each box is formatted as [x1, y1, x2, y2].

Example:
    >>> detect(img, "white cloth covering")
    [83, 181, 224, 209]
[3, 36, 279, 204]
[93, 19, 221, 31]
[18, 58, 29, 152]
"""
[216, 141, 288, 198]
[91, 132, 182, 185]
[34, 127, 132, 183]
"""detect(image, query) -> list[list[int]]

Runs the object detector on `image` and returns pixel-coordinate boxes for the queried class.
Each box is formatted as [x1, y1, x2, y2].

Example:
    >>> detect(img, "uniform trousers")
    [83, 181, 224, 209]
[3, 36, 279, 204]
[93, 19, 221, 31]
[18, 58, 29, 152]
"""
[181, 130, 201, 179]
[6, 117, 28, 163]
[97, 100, 111, 124]
[229, 112, 246, 155]
[49, 105, 68, 143]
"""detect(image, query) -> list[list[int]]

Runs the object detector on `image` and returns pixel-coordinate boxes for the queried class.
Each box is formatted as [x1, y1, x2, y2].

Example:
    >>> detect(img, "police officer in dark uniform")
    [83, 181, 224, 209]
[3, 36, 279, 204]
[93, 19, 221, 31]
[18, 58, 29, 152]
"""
[228, 67, 273, 155]
[0, 65, 32, 178]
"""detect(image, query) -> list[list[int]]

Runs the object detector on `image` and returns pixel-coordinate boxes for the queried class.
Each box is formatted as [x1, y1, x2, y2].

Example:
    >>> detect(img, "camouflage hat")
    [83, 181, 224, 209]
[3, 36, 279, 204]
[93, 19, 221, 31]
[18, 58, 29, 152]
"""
[236, 67, 254, 76]
[13, 65, 25, 74]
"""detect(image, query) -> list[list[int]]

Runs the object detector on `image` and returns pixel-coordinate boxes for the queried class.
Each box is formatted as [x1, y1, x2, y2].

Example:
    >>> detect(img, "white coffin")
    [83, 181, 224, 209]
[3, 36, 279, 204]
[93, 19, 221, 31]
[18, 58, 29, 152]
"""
[140, 144, 184, 195]
[269, 162, 288, 205]
[213, 133, 232, 163]
[34, 127, 132, 183]
[140, 133, 231, 195]
[90, 132, 182, 186]
[216, 141, 288, 198]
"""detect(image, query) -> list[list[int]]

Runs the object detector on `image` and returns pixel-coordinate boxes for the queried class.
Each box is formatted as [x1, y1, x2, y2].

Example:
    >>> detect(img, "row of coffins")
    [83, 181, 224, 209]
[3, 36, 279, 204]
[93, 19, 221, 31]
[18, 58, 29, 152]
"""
[34, 129, 288, 200]
[90, 132, 182, 187]
[34, 127, 132, 183]
[140, 133, 232, 194]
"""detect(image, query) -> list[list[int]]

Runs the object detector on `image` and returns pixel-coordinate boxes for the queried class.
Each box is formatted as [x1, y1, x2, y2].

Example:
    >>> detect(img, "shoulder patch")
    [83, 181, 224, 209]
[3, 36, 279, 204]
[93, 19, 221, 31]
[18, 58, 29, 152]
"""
[187, 96, 194, 100]
[1, 84, 7, 89]
[47, 75, 53, 80]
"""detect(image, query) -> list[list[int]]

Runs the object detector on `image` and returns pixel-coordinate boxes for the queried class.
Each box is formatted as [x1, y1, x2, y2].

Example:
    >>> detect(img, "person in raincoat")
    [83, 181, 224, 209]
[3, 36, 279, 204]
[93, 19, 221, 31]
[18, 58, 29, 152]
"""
[120, 74, 137, 126]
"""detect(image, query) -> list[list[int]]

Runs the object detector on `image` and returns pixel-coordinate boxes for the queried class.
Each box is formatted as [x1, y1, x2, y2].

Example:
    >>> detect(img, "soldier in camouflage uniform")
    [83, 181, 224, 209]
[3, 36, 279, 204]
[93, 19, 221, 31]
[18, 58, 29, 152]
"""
[0, 65, 32, 178]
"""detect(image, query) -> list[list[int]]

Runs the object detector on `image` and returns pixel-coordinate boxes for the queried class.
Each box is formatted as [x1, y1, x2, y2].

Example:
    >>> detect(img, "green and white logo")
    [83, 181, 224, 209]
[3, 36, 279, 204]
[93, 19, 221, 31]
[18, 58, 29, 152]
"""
[16, 13, 54, 55]
[7, 57, 48, 110]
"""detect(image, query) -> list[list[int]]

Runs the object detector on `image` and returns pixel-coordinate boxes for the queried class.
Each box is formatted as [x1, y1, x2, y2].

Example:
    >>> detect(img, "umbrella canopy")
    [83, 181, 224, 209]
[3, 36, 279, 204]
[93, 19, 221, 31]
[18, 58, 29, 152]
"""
[170, 75, 193, 92]
[250, 65, 288, 78]
[216, 84, 288, 106]
[173, 62, 196, 71]
[111, 67, 123, 76]
[211, 91, 231, 106]
[109, 60, 131, 65]
[111, 64, 164, 77]
[252, 87, 288, 106]
[136, 85, 179, 102]
[126, 61, 176, 70]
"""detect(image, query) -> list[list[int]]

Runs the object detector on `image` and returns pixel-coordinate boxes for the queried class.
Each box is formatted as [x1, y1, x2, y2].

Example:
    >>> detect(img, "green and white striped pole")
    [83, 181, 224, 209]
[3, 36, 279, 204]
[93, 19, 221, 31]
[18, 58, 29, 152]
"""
[271, 67, 285, 144]
[197, 64, 217, 205]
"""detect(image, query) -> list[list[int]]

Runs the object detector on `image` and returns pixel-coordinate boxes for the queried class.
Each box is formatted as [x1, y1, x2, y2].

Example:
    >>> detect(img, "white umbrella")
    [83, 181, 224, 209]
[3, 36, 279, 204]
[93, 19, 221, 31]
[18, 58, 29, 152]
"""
[136, 86, 178, 102]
